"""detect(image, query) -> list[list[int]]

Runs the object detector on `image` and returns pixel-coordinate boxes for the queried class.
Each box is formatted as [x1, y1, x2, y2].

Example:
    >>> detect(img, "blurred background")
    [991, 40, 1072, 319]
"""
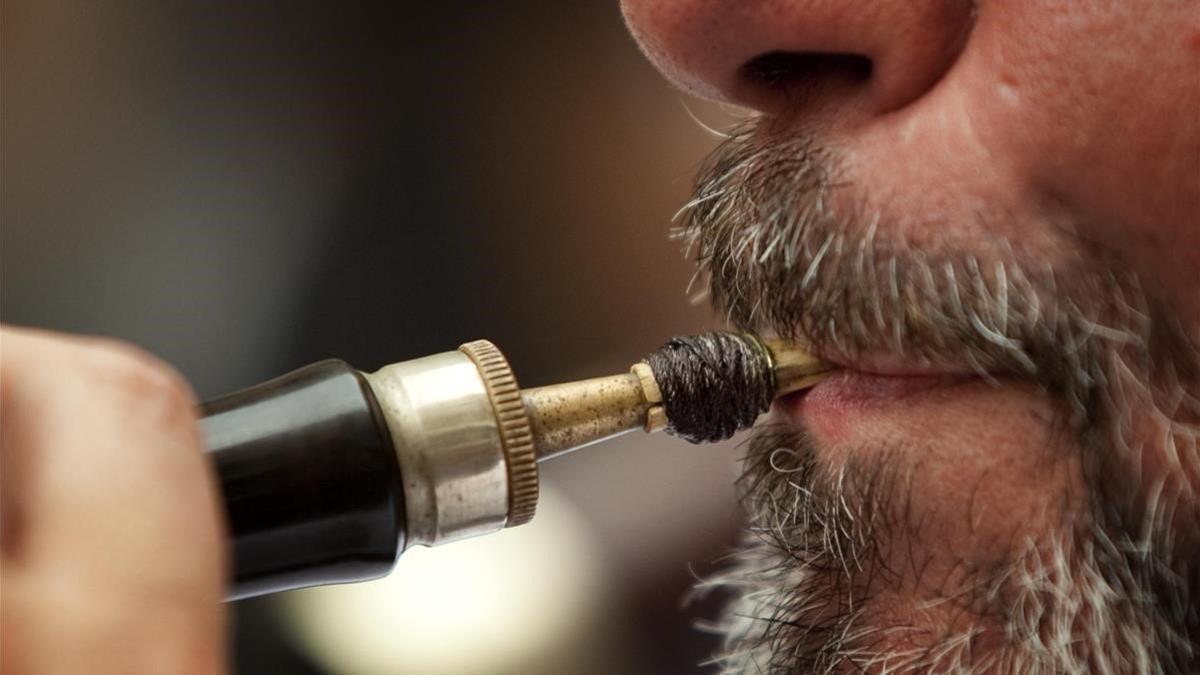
[2, 1, 754, 673]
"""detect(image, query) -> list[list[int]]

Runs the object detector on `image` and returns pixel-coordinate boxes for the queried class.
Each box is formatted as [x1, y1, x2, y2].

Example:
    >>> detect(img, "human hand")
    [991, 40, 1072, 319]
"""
[1, 325, 225, 675]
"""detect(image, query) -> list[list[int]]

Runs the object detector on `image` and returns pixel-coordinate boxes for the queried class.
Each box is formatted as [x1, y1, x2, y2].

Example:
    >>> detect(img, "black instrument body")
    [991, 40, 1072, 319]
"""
[200, 360, 405, 600]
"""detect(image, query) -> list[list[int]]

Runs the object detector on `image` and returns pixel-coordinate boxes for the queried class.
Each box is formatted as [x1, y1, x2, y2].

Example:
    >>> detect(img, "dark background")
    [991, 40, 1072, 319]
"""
[2, 2, 750, 672]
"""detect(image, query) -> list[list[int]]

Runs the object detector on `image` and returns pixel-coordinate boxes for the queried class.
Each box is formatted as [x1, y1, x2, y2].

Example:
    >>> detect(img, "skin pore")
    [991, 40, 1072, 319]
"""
[619, 0, 1200, 672]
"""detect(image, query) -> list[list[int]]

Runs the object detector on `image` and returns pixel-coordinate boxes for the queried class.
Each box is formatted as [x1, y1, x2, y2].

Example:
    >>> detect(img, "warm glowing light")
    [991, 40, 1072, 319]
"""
[277, 485, 609, 674]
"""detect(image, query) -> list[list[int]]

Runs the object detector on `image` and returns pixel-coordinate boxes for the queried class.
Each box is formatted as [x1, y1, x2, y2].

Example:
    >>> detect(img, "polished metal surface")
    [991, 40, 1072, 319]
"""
[365, 351, 509, 548]
[458, 340, 539, 527]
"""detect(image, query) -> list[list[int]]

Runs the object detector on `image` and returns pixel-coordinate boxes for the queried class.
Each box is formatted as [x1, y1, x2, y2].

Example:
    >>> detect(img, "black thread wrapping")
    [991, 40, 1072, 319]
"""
[644, 332, 775, 444]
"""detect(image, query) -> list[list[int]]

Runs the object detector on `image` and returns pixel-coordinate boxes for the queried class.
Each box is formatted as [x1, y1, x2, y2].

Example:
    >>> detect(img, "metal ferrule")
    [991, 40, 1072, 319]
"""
[364, 350, 510, 549]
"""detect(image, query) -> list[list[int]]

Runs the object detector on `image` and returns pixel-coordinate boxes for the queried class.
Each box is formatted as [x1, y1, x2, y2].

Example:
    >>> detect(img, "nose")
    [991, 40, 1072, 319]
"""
[620, 0, 975, 119]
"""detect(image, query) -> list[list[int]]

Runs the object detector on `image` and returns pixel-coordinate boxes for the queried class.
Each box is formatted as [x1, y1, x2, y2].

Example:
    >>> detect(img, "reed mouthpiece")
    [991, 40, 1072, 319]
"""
[522, 332, 832, 461]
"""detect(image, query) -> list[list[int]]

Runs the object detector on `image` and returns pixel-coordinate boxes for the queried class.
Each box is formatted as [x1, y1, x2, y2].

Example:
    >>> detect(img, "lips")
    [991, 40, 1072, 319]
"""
[777, 366, 976, 440]
[803, 370, 965, 407]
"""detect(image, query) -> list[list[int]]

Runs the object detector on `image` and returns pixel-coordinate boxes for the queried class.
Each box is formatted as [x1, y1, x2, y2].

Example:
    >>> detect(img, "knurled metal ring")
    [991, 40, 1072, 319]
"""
[458, 340, 539, 527]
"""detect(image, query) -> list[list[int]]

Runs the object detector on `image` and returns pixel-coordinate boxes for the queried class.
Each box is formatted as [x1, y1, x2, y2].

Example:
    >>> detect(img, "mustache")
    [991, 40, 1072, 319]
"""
[675, 120, 1168, 421]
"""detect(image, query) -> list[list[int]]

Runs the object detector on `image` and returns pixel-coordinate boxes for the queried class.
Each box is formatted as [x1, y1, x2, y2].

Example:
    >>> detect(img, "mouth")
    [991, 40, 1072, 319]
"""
[776, 357, 983, 442]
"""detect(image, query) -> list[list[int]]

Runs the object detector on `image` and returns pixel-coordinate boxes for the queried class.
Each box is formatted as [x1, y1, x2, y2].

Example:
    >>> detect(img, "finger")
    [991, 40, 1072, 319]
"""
[1, 325, 227, 675]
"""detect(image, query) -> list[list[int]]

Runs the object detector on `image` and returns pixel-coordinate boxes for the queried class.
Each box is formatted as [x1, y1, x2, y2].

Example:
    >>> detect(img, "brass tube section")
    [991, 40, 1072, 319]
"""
[521, 373, 651, 461]
[521, 341, 834, 462]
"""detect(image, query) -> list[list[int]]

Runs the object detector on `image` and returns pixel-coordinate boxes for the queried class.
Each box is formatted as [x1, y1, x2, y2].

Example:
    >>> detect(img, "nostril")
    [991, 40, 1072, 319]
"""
[740, 51, 873, 107]
[743, 51, 874, 89]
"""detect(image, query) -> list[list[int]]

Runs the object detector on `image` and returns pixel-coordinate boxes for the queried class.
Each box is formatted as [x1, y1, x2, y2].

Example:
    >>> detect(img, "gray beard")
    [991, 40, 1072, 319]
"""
[679, 121, 1200, 673]
[700, 428, 1197, 674]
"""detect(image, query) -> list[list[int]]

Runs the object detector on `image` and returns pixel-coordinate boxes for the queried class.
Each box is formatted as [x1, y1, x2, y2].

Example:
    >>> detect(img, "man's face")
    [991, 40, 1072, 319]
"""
[621, 1, 1199, 671]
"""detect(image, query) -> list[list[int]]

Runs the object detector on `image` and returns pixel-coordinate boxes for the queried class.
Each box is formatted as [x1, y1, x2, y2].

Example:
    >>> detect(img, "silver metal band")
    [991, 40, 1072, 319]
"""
[364, 350, 510, 549]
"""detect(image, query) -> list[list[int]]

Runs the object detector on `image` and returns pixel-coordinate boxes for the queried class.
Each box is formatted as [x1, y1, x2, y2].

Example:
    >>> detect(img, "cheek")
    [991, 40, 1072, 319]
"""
[973, 0, 1200, 303]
